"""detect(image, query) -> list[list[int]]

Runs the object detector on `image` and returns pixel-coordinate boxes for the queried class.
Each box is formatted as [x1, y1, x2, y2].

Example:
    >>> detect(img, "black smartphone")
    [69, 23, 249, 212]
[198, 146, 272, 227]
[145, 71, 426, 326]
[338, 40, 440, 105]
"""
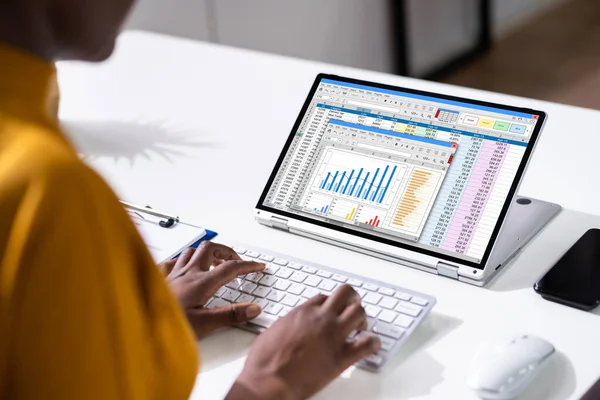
[534, 229, 600, 311]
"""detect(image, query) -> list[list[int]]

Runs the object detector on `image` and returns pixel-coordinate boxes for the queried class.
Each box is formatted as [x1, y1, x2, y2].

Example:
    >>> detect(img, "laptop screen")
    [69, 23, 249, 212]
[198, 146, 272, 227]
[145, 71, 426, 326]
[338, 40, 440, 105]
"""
[258, 75, 544, 268]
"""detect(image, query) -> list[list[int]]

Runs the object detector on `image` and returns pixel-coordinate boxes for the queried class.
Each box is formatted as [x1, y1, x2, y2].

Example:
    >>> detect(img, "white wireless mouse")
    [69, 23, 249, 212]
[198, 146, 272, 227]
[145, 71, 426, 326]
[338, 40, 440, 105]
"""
[467, 334, 555, 400]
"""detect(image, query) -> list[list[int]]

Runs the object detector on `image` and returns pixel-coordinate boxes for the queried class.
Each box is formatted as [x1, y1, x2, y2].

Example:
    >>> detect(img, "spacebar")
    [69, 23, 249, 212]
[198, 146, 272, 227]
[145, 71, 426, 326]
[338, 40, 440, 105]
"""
[249, 313, 278, 328]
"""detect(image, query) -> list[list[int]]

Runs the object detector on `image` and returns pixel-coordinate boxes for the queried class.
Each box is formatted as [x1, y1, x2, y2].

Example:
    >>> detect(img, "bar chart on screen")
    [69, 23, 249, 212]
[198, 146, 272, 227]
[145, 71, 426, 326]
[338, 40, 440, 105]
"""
[366, 216, 381, 227]
[313, 148, 406, 207]
[327, 200, 360, 221]
[355, 207, 384, 228]
[389, 168, 442, 235]
[304, 193, 333, 216]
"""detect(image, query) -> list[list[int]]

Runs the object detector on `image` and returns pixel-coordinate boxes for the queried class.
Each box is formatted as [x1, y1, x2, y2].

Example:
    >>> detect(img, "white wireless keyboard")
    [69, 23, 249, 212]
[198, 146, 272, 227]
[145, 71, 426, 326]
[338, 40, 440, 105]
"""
[205, 244, 436, 372]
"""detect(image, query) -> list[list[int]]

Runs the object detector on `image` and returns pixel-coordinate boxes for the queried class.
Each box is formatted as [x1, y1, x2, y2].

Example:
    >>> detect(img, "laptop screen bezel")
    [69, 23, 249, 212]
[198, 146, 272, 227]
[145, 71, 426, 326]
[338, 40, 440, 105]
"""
[256, 73, 546, 270]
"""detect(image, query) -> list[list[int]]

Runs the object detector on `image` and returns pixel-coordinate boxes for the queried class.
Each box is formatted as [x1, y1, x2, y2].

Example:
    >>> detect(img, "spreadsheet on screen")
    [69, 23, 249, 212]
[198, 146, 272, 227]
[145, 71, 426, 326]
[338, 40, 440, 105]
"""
[263, 78, 539, 263]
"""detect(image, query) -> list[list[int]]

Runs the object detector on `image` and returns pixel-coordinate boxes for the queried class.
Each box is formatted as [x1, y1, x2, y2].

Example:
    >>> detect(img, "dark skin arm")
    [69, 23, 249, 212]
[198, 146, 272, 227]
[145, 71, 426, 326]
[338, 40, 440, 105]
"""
[159, 242, 266, 336]
[161, 243, 380, 398]
[228, 286, 381, 400]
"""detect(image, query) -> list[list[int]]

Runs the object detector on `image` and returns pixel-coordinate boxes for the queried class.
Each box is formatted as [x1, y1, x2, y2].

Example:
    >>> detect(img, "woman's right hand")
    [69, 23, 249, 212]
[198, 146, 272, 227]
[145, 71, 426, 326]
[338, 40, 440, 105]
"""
[226, 285, 381, 400]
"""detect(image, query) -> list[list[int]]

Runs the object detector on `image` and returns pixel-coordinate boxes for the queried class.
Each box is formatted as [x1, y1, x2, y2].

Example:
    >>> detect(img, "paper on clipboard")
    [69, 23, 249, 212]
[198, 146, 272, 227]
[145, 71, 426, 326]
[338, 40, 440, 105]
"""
[128, 210, 206, 263]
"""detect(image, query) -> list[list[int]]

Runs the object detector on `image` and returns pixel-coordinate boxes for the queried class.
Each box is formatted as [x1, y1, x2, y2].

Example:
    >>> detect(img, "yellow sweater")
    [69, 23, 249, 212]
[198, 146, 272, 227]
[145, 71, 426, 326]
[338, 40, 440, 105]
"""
[0, 44, 198, 399]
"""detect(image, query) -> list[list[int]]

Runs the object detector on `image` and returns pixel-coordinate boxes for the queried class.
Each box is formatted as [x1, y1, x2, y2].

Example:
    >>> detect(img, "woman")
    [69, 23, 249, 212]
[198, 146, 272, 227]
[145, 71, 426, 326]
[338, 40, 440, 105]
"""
[0, 1, 380, 399]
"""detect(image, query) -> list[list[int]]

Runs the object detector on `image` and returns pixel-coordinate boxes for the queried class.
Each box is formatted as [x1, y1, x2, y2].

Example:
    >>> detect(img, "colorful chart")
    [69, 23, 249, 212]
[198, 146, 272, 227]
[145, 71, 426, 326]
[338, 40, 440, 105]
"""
[392, 169, 441, 233]
[365, 216, 381, 227]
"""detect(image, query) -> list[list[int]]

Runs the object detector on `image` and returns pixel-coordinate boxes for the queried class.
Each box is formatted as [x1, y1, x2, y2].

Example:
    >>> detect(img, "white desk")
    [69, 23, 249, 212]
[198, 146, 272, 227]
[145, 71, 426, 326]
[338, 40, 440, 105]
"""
[58, 31, 600, 400]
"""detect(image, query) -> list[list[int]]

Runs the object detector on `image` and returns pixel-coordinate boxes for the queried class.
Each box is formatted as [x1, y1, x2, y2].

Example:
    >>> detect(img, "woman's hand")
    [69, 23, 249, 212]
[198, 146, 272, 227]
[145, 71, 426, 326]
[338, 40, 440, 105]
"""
[159, 242, 265, 338]
[228, 285, 381, 400]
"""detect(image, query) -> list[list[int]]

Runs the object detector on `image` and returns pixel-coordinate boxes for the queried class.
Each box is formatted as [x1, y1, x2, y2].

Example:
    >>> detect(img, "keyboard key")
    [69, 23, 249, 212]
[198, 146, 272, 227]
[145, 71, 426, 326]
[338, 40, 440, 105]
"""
[233, 247, 247, 255]
[250, 313, 277, 328]
[365, 305, 381, 318]
[378, 336, 396, 352]
[225, 278, 243, 290]
[252, 286, 271, 298]
[365, 354, 383, 366]
[378, 310, 397, 323]
[364, 292, 383, 305]
[301, 287, 320, 299]
[259, 254, 275, 262]
[367, 317, 377, 331]
[274, 279, 291, 291]
[279, 306, 291, 317]
[374, 323, 404, 339]
[288, 262, 303, 270]
[297, 298, 308, 306]
[207, 298, 230, 309]
[235, 294, 255, 304]
[275, 268, 294, 279]
[378, 287, 395, 296]
[364, 283, 379, 292]
[239, 282, 258, 294]
[302, 266, 317, 274]
[221, 243, 436, 372]
[393, 314, 414, 328]
[252, 298, 269, 309]
[395, 301, 422, 317]
[316, 270, 332, 278]
[264, 303, 283, 315]
[246, 272, 264, 283]
[394, 292, 411, 301]
[267, 290, 286, 303]
[221, 289, 241, 302]
[282, 294, 300, 307]
[259, 275, 278, 287]
[379, 297, 398, 310]
[353, 331, 377, 345]
[288, 283, 306, 296]
[348, 278, 363, 287]
[263, 264, 280, 275]
[304, 276, 322, 287]
[411, 296, 429, 306]
[290, 271, 308, 283]
[318, 280, 337, 292]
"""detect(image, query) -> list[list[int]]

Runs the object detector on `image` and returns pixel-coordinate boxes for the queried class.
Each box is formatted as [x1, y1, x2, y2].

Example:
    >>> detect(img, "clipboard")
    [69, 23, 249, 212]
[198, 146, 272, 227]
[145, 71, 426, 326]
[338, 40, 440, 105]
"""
[122, 201, 218, 262]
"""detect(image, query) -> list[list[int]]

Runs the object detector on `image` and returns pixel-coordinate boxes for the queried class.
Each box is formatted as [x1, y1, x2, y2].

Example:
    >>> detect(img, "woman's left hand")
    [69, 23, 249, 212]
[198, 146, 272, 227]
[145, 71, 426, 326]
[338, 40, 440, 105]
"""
[159, 242, 265, 337]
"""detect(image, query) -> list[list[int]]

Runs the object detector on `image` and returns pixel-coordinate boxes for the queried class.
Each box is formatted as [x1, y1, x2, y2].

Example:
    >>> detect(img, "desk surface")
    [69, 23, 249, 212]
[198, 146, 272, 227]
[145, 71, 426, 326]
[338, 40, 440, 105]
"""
[58, 31, 600, 400]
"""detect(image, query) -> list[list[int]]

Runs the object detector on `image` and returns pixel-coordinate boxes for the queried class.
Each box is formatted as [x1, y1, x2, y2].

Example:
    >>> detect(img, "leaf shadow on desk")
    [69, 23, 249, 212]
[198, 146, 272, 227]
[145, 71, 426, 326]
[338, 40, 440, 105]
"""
[315, 312, 463, 400]
[62, 119, 219, 164]
[515, 351, 576, 400]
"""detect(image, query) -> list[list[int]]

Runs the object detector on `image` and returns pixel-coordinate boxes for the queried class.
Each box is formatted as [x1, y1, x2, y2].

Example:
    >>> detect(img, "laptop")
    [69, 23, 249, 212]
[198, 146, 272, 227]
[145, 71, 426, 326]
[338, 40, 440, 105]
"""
[254, 74, 560, 287]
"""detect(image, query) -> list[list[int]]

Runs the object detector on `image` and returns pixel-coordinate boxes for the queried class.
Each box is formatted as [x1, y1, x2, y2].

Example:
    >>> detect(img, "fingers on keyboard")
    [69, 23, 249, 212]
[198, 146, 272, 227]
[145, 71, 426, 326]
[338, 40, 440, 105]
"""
[222, 246, 433, 372]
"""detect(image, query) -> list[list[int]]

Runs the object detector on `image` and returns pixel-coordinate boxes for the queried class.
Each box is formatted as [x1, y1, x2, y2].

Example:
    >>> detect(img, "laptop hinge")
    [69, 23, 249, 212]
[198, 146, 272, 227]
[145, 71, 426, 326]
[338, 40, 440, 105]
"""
[270, 216, 289, 231]
[437, 262, 459, 280]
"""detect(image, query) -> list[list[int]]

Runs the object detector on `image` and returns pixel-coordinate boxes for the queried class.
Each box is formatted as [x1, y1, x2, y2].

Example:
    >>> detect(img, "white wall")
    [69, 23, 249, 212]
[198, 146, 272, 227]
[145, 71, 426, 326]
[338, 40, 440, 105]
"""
[406, 0, 480, 77]
[493, 0, 570, 38]
[211, 0, 394, 73]
[126, 0, 211, 41]
[127, 0, 394, 73]
[125, 0, 573, 76]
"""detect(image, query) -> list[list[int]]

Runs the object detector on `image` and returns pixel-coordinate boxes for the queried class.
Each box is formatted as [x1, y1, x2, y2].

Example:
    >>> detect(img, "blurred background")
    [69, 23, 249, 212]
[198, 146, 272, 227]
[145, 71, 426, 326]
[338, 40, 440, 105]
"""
[126, 0, 600, 109]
